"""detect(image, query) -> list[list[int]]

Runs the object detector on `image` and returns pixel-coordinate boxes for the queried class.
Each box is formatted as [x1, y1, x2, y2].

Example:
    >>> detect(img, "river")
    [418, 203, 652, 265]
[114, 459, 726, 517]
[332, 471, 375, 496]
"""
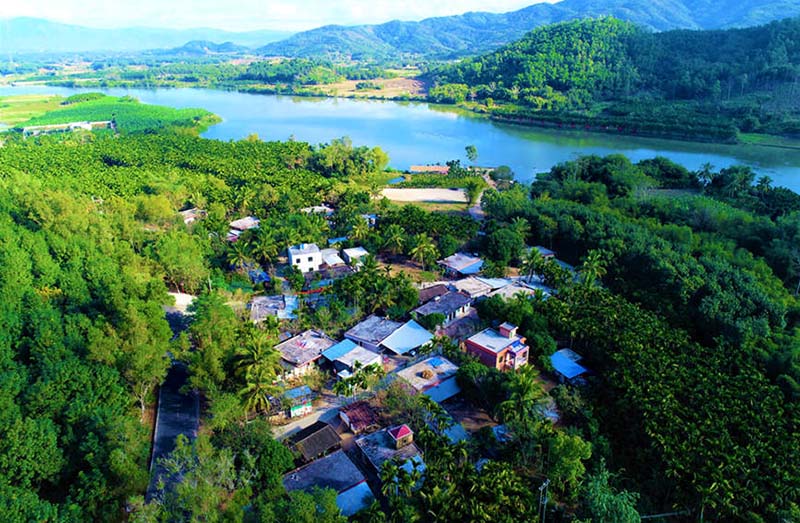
[2, 85, 800, 192]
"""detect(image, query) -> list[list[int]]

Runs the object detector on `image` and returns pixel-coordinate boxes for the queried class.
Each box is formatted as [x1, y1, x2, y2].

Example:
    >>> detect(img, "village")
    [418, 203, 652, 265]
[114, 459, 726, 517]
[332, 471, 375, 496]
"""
[166, 189, 591, 517]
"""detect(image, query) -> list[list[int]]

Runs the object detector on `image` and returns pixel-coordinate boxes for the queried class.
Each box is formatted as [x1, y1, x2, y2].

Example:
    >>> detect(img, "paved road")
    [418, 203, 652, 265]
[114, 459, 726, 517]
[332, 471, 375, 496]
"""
[145, 363, 199, 501]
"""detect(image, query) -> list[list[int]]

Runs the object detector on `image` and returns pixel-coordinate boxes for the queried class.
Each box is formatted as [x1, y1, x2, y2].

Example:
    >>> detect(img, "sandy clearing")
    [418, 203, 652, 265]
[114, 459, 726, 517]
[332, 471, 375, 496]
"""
[381, 187, 469, 203]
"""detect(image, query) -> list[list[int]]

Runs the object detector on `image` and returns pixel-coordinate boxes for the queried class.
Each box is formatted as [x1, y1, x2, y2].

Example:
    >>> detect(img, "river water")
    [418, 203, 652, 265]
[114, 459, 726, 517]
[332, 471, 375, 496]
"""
[2, 85, 800, 192]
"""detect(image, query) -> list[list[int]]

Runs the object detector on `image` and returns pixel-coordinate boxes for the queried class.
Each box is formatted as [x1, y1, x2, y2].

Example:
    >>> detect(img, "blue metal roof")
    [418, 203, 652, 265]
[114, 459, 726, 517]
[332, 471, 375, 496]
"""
[322, 339, 359, 362]
[381, 320, 434, 355]
[284, 385, 313, 401]
[550, 350, 588, 380]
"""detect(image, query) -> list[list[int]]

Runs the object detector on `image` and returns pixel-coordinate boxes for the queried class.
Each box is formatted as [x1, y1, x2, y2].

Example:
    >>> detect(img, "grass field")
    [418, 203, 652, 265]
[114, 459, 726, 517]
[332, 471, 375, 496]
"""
[0, 95, 64, 125]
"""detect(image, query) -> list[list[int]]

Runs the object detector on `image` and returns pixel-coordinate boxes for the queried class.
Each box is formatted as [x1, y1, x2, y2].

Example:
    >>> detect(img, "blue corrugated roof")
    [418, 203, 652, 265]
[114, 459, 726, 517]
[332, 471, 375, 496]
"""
[550, 350, 588, 379]
[322, 339, 359, 362]
[284, 385, 313, 401]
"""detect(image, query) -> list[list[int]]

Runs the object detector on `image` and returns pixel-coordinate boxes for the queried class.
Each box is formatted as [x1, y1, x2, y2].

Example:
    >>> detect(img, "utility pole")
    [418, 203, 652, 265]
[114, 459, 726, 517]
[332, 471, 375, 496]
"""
[538, 479, 550, 523]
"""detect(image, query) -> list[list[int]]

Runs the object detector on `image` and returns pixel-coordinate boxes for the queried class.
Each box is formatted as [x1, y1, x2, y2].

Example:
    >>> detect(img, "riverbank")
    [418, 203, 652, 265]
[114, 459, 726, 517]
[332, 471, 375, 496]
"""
[12, 77, 800, 148]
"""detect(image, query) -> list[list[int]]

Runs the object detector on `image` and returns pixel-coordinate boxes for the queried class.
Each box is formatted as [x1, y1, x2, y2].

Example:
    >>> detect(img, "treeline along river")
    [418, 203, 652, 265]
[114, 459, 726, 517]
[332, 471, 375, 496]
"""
[2, 85, 800, 193]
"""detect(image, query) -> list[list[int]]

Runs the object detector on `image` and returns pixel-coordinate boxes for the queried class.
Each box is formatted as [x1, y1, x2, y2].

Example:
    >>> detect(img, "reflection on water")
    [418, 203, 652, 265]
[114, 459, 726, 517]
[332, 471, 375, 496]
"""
[1, 84, 799, 193]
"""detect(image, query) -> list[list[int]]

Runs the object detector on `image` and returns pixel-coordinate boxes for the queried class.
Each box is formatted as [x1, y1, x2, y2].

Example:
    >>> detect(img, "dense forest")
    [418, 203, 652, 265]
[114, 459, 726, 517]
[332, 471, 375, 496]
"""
[431, 17, 800, 140]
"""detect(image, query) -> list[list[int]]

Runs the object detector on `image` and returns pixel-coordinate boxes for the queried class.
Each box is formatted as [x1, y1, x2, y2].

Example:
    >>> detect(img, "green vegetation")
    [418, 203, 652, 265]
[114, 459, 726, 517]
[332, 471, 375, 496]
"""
[0, 94, 63, 126]
[16, 93, 219, 134]
[431, 17, 800, 142]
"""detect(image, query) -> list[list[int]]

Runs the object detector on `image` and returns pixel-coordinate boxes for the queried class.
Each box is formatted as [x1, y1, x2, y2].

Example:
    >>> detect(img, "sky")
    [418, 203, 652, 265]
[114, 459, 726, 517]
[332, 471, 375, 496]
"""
[0, 0, 557, 32]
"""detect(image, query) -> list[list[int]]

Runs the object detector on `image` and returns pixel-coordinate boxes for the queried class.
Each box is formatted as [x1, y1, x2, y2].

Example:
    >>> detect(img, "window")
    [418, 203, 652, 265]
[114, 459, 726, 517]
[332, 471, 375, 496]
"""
[308, 257, 313, 262]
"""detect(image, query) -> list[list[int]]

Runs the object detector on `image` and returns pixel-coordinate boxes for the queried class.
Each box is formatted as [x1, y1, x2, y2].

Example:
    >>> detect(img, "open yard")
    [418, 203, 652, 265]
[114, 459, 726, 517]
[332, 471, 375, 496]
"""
[381, 187, 468, 203]
[323, 75, 427, 98]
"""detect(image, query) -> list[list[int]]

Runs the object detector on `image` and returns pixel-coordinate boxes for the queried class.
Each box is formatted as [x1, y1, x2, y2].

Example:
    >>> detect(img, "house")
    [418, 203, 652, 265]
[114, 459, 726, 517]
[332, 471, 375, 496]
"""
[550, 349, 589, 383]
[332, 345, 383, 379]
[355, 425, 425, 476]
[410, 165, 450, 174]
[339, 401, 380, 434]
[532, 245, 556, 259]
[488, 282, 547, 300]
[380, 320, 434, 356]
[320, 248, 346, 267]
[418, 284, 450, 304]
[288, 243, 323, 274]
[412, 292, 472, 327]
[464, 323, 529, 372]
[343, 246, 369, 265]
[275, 330, 336, 377]
[396, 356, 461, 403]
[438, 253, 484, 277]
[283, 450, 375, 517]
[345, 316, 403, 352]
[249, 295, 299, 322]
[286, 421, 341, 462]
[178, 207, 205, 225]
[227, 216, 260, 241]
[451, 277, 493, 300]
[229, 216, 260, 231]
[283, 385, 315, 418]
[300, 205, 335, 217]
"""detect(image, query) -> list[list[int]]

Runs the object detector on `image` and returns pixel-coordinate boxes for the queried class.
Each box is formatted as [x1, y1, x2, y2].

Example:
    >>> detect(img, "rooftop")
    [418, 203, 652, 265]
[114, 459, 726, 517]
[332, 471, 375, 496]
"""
[229, 216, 260, 231]
[345, 315, 403, 346]
[381, 320, 433, 355]
[389, 424, 413, 441]
[410, 165, 450, 174]
[249, 294, 299, 322]
[287, 421, 341, 462]
[533, 245, 556, 258]
[467, 327, 526, 354]
[475, 277, 512, 290]
[451, 277, 493, 298]
[322, 339, 359, 362]
[343, 247, 369, 259]
[284, 449, 365, 494]
[321, 248, 345, 267]
[413, 292, 471, 317]
[339, 401, 379, 433]
[488, 282, 547, 300]
[418, 284, 450, 304]
[276, 330, 336, 366]
[356, 428, 425, 473]
[288, 243, 321, 257]
[300, 205, 335, 216]
[284, 385, 314, 403]
[438, 253, 484, 274]
[397, 356, 459, 393]
[335, 345, 382, 370]
[551, 349, 589, 379]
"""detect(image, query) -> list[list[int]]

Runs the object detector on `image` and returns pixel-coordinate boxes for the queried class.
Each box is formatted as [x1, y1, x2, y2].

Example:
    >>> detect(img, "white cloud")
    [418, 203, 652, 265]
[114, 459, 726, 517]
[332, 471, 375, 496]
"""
[0, 0, 558, 31]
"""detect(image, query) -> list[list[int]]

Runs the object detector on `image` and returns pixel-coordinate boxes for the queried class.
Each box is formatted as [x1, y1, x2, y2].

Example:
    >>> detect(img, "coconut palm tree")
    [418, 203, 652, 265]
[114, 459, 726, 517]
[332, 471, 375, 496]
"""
[498, 366, 547, 423]
[579, 249, 608, 288]
[250, 230, 278, 267]
[383, 224, 406, 255]
[521, 248, 545, 283]
[352, 217, 370, 242]
[409, 233, 438, 271]
[238, 367, 276, 415]
[226, 240, 252, 272]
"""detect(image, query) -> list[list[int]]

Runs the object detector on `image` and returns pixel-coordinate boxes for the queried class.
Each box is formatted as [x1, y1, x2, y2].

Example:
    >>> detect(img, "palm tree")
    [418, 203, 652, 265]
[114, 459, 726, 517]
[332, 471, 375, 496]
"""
[521, 248, 545, 283]
[579, 249, 608, 288]
[226, 240, 252, 272]
[238, 367, 276, 415]
[756, 175, 773, 193]
[352, 217, 370, 242]
[383, 224, 406, 255]
[409, 233, 438, 271]
[510, 217, 530, 242]
[498, 366, 546, 423]
[250, 230, 278, 267]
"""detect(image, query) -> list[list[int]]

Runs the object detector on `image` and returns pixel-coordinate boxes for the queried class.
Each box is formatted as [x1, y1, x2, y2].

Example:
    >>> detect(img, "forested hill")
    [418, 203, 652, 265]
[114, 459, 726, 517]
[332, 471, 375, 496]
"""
[429, 17, 800, 140]
[256, 0, 800, 60]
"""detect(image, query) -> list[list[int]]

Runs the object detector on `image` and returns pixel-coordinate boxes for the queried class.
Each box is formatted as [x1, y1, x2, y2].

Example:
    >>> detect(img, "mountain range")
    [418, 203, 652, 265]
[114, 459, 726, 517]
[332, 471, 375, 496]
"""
[0, 17, 291, 53]
[256, 0, 800, 60]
